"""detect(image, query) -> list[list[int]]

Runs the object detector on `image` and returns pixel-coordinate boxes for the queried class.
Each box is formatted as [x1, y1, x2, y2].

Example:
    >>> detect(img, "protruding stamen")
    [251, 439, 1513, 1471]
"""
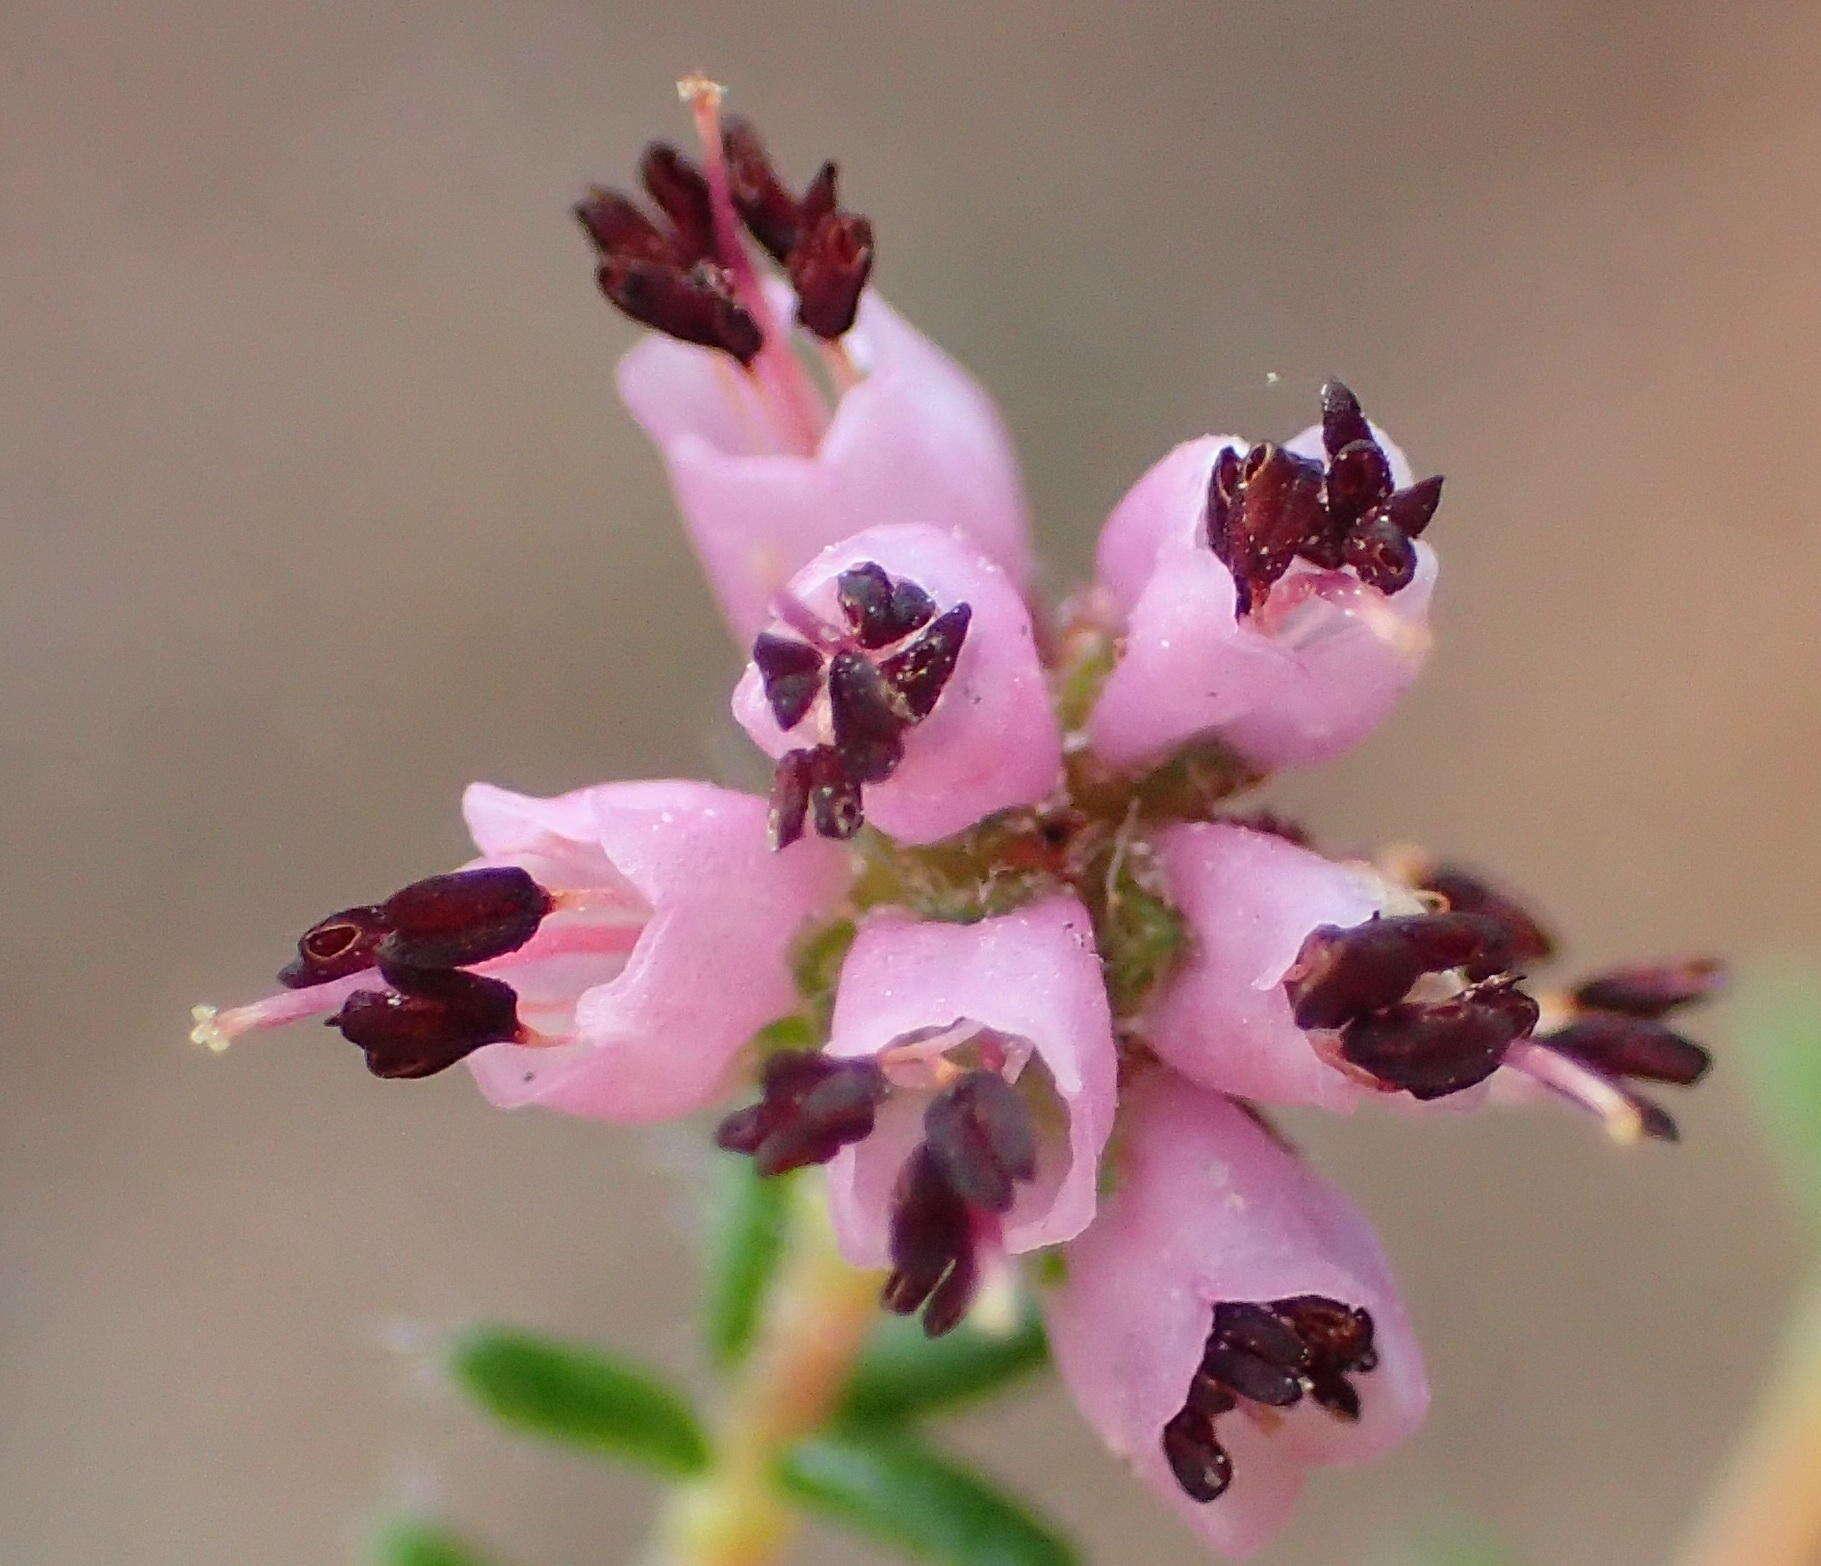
[1544, 1014, 1712, 1086]
[638, 143, 715, 264]
[878, 602, 971, 720]
[329, 963, 525, 1080]
[1164, 1292, 1379, 1505]
[769, 748, 815, 850]
[1339, 978, 1540, 1100]
[1505, 1038, 1680, 1144]
[922, 1069, 1037, 1214]
[837, 561, 934, 649]
[1417, 863, 1555, 975]
[1284, 912, 1502, 1031]
[1572, 958, 1726, 1019]
[278, 904, 390, 989]
[828, 651, 909, 784]
[790, 209, 874, 340]
[378, 866, 554, 971]
[595, 256, 762, 364]
[1320, 380, 1374, 457]
[882, 1143, 983, 1338]
[714, 1049, 888, 1175]
[752, 632, 825, 730]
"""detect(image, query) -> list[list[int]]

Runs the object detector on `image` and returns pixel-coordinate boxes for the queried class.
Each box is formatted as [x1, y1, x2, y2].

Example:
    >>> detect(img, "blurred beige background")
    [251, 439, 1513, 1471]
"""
[5, 1, 1820, 1561]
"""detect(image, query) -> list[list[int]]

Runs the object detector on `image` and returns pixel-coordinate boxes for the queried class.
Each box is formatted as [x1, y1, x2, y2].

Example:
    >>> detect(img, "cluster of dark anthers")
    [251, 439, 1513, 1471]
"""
[757, 561, 972, 848]
[717, 1048, 1039, 1336]
[574, 113, 872, 361]
[1209, 381, 1445, 615]
[282, 867, 553, 1078]
[1284, 909, 1542, 1101]
[1163, 1296, 1379, 1503]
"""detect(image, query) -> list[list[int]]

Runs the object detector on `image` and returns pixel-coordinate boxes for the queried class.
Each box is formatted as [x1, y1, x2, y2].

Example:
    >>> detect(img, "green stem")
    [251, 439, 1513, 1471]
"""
[1675, 1278, 1821, 1566]
[650, 1181, 883, 1566]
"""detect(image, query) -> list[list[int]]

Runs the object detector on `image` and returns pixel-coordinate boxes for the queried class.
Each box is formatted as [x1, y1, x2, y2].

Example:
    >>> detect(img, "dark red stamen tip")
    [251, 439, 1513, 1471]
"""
[278, 904, 390, 989]
[878, 601, 971, 720]
[638, 142, 715, 264]
[922, 1069, 1038, 1214]
[752, 632, 825, 730]
[1339, 978, 1540, 1099]
[1285, 912, 1502, 1031]
[837, 560, 935, 649]
[1419, 864, 1556, 973]
[828, 651, 909, 784]
[807, 745, 865, 841]
[721, 116, 802, 263]
[376, 866, 553, 971]
[790, 211, 875, 340]
[882, 1143, 982, 1338]
[714, 1049, 888, 1176]
[1343, 508, 1420, 595]
[1320, 380, 1374, 457]
[596, 257, 762, 364]
[1323, 439, 1394, 532]
[1164, 1293, 1378, 1504]
[1572, 959, 1727, 1019]
[329, 964, 523, 1080]
[1384, 474, 1444, 538]
[1544, 1014, 1713, 1086]
[574, 188, 679, 266]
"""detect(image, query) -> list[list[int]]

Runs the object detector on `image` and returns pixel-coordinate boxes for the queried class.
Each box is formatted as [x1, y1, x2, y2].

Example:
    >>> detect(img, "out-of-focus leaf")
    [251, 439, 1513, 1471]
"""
[368, 1517, 502, 1566]
[1737, 967, 1821, 1224]
[838, 1305, 1048, 1426]
[704, 1157, 796, 1370]
[449, 1326, 708, 1475]
[779, 1432, 1078, 1566]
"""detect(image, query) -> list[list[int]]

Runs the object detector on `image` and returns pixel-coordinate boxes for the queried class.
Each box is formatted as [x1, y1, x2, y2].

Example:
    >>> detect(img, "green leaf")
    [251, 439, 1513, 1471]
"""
[368, 1518, 501, 1566]
[838, 1307, 1049, 1426]
[704, 1158, 796, 1370]
[1737, 966, 1821, 1224]
[779, 1432, 1079, 1566]
[448, 1326, 708, 1475]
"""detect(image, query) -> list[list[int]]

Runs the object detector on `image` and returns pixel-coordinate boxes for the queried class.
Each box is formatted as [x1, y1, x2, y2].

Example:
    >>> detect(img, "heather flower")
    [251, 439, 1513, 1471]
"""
[193, 780, 850, 1121]
[731, 522, 1061, 847]
[1045, 1070, 1429, 1558]
[717, 896, 1117, 1335]
[591, 86, 1031, 642]
[1085, 383, 1439, 773]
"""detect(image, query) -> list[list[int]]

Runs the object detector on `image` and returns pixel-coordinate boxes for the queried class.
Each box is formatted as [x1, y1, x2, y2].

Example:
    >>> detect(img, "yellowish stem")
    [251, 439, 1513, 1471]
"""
[651, 1180, 884, 1566]
[1676, 1280, 1821, 1566]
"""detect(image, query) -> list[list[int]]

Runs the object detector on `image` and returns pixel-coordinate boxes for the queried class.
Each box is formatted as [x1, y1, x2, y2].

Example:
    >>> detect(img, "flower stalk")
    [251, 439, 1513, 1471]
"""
[651, 1178, 882, 1566]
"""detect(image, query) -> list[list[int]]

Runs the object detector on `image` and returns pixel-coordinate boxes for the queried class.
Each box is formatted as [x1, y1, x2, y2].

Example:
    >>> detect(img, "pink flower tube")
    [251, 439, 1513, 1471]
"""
[1146, 822, 1537, 1111]
[1087, 387, 1441, 773]
[820, 896, 1117, 1269]
[193, 780, 850, 1122]
[620, 284, 1033, 643]
[1045, 1071, 1428, 1558]
[732, 522, 1062, 847]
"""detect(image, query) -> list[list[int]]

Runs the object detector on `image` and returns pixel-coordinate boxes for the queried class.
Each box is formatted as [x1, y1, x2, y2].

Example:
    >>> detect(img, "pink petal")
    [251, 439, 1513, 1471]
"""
[819, 896, 1117, 1268]
[732, 522, 1062, 845]
[463, 780, 851, 1121]
[619, 287, 1032, 642]
[1045, 1070, 1428, 1559]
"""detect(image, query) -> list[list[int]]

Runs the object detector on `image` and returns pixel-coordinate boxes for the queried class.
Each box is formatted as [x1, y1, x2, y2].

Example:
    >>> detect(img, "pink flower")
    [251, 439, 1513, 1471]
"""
[1145, 822, 1538, 1111]
[192, 780, 850, 1121]
[732, 522, 1062, 847]
[584, 91, 1031, 643]
[716, 895, 1117, 1335]
[1044, 1070, 1429, 1559]
[1086, 384, 1441, 773]
[620, 287, 1033, 642]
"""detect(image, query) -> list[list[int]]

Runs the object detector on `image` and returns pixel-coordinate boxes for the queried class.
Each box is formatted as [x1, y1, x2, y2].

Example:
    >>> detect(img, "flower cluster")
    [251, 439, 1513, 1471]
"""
[196, 82, 1720, 1558]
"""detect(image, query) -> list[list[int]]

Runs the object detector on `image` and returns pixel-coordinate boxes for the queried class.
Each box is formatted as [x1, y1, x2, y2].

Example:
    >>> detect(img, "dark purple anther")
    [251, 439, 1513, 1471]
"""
[638, 143, 715, 264]
[828, 652, 908, 783]
[1227, 443, 1328, 610]
[329, 964, 523, 1080]
[883, 1143, 981, 1338]
[837, 560, 935, 648]
[807, 745, 865, 840]
[1323, 439, 1394, 532]
[1285, 913, 1499, 1031]
[769, 748, 815, 850]
[878, 602, 971, 720]
[376, 866, 554, 971]
[278, 904, 391, 989]
[596, 257, 763, 364]
[1320, 380, 1375, 458]
[922, 1069, 1038, 1214]
[721, 116, 803, 262]
[1339, 979, 1540, 1100]
[790, 210, 875, 340]
[1343, 508, 1420, 595]
[752, 632, 825, 730]
[574, 188, 678, 266]
[1420, 865, 1555, 974]
[1383, 474, 1444, 538]
[1543, 1014, 1713, 1086]
[714, 1049, 889, 1175]
[1571, 959, 1726, 1019]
